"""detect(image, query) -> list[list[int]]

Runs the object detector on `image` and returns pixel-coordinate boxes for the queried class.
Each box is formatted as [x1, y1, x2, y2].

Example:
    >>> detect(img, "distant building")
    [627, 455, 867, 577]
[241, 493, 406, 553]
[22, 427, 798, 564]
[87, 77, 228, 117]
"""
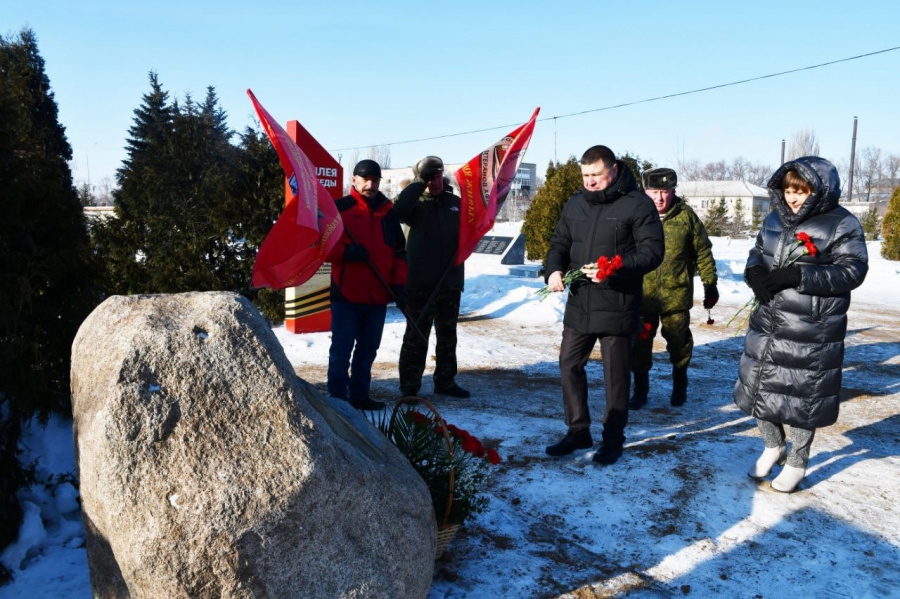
[83, 205, 116, 221]
[841, 198, 887, 220]
[497, 162, 537, 222]
[679, 180, 770, 225]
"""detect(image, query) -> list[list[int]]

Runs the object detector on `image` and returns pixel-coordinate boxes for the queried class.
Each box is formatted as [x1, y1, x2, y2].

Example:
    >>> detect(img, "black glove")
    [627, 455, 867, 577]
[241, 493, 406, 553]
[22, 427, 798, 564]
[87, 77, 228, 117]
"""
[763, 265, 801, 294]
[702, 284, 719, 310]
[746, 265, 773, 305]
[343, 243, 369, 263]
[414, 155, 443, 182]
[391, 284, 407, 311]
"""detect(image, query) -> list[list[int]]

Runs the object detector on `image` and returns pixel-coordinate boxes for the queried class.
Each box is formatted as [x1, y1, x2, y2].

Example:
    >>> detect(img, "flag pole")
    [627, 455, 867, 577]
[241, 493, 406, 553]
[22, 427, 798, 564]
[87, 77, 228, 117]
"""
[341, 228, 428, 343]
[413, 250, 459, 332]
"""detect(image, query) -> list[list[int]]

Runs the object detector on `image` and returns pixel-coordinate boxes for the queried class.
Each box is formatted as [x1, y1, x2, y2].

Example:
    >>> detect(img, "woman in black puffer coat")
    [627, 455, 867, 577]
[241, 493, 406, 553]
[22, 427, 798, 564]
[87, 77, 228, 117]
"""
[733, 156, 868, 492]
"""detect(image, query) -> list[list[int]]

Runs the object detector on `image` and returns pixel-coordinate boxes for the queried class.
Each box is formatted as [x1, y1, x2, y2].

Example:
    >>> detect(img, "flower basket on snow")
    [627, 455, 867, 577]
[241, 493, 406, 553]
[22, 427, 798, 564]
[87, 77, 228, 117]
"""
[373, 397, 501, 558]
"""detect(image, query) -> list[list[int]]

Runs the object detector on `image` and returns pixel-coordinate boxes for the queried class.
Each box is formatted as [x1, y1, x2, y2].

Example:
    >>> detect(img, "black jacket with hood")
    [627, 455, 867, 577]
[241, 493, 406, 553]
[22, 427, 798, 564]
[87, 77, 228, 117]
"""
[733, 156, 868, 429]
[545, 161, 665, 336]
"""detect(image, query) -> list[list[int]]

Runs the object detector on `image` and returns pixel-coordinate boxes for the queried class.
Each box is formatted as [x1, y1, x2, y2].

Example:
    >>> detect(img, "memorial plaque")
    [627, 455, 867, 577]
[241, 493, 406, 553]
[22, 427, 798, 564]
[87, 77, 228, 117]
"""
[474, 236, 513, 256]
[501, 233, 526, 265]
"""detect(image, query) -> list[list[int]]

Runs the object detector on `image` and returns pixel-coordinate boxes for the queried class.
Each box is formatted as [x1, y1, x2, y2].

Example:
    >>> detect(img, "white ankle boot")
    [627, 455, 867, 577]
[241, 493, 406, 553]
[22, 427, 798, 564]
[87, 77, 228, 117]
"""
[772, 465, 806, 493]
[748, 445, 787, 479]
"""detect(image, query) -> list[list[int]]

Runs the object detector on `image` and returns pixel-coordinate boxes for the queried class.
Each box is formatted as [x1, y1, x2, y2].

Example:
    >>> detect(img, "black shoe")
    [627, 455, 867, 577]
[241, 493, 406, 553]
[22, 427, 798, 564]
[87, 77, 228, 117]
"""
[671, 366, 688, 407]
[629, 371, 650, 410]
[399, 387, 419, 398]
[592, 444, 623, 465]
[545, 429, 593, 457]
[351, 397, 386, 411]
[434, 383, 471, 398]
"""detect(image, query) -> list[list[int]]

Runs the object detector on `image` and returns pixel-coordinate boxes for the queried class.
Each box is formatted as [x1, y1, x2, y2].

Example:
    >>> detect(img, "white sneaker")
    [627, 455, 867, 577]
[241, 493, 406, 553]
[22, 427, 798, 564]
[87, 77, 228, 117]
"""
[748, 445, 787, 479]
[772, 465, 806, 493]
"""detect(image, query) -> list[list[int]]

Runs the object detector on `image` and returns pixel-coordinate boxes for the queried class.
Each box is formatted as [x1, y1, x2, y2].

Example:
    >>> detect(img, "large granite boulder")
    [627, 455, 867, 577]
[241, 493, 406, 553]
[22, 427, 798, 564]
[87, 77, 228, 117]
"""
[71, 292, 435, 598]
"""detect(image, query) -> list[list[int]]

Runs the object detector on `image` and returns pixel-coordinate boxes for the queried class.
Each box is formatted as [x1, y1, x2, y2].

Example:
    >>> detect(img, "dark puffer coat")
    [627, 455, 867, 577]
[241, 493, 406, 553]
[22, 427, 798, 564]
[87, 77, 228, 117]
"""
[545, 162, 665, 336]
[733, 156, 868, 429]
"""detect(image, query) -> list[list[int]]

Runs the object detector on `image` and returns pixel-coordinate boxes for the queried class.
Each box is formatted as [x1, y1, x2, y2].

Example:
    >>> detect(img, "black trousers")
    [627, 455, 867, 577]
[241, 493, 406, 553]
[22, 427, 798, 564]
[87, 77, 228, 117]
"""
[398, 286, 461, 392]
[559, 327, 631, 446]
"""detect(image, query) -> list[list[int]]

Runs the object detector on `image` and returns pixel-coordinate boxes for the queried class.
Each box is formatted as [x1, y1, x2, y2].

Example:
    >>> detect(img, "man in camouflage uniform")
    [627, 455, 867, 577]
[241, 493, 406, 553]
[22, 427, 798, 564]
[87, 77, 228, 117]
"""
[630, 168, 718, 408]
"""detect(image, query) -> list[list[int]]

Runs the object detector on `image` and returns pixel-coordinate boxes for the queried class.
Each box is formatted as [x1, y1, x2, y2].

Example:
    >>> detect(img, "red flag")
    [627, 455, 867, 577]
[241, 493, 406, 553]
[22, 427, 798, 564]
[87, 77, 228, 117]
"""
[454, 108, 539, 265]
[247, 89, 344, 289]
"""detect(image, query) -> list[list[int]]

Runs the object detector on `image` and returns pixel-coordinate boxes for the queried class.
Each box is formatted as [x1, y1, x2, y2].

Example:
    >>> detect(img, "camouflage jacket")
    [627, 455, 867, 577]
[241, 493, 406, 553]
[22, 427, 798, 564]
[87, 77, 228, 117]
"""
[641, 197, 717, 315]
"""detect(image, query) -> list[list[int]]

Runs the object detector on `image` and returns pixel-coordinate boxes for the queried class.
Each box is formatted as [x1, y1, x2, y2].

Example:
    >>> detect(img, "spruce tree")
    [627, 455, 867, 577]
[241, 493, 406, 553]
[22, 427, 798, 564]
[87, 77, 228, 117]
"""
[523, 158, 582, 263]
[861, 205, 880, 241]
[731, 198, 746, 237]
[882, 185, 900, 260]
[92, 75, 285, 319]
[231, 125, 288, 321]
[703, 197, 731, 236]
[92, 71, 175, 294]
[0, 29, 99, 573]
[621, 152, 654, 189]
[751, 204, 763, 232]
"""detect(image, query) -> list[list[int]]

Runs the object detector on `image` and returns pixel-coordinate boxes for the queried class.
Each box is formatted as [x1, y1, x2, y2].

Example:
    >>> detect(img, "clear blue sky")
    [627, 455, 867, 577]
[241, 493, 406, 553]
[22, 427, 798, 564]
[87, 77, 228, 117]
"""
[5, 0, 899, 188]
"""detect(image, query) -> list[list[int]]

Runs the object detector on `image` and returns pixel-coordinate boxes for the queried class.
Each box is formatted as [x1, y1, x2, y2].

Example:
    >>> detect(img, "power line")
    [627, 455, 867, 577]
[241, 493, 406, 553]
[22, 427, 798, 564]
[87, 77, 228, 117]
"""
[331, 45, 900, 153]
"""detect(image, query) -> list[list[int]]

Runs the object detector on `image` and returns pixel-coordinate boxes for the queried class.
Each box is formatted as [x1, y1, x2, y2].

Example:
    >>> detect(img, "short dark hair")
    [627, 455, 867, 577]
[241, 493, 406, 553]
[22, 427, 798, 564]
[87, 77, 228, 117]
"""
[580, 145, 616, 168]
[783, 170, 812, 194]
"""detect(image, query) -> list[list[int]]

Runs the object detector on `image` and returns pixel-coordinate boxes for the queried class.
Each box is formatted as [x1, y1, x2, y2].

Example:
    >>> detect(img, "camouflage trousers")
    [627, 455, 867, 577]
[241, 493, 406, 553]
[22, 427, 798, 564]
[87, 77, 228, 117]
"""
[398, 286, 461, 393]
[632, 310, 693, 372]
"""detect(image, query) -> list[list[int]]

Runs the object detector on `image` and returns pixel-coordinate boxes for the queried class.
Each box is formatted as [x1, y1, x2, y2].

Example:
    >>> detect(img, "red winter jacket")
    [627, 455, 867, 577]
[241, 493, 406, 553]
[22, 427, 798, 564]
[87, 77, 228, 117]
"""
[326, 188, 407, 305]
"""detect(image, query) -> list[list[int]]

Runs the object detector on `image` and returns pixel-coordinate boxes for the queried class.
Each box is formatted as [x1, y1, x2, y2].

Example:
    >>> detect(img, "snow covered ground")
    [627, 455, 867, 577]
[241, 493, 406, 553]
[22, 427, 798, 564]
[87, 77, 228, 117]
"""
[3, 226, 899, 598]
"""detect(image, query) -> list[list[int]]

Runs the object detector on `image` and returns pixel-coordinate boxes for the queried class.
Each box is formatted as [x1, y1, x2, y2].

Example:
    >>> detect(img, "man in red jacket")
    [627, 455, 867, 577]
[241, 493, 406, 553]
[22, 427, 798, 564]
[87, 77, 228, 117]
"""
[326, 159, 408, 410]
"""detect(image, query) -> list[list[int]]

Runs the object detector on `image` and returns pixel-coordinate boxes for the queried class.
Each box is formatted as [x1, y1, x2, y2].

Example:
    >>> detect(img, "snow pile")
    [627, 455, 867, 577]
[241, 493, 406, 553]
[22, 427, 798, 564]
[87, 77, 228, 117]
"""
[1, 416, 88, 594]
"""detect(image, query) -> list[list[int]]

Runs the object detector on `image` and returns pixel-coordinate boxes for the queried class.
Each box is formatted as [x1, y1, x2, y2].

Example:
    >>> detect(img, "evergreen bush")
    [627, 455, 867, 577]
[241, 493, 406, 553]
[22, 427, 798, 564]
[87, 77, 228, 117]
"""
[882, 185, 900, 260]
[523, 159, 582, 264]
[0, 29, 100, 572]
[91, 75, 285, 321]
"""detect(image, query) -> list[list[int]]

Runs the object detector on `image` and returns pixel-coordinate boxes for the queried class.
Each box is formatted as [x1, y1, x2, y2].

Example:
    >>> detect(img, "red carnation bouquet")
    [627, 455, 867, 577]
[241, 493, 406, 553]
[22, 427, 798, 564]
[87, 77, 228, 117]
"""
[728, 231, 818, 335]
[536, 254, 624, 301]
[371, 403, 501, 527]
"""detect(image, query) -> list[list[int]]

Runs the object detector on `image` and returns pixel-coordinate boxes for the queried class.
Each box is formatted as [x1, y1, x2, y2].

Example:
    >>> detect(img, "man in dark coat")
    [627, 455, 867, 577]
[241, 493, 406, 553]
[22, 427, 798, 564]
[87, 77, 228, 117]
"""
[326, 159, 407, 410]
[734, 156, 867, 492]
[630, 167, 718, 409]
[394, 156, 470, 399]
[544, 145, 665, 464]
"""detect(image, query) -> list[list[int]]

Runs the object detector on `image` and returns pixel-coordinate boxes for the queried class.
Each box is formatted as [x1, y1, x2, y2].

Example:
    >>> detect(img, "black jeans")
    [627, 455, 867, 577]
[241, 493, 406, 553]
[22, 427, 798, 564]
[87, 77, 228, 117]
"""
[559, 327, 631, 447]
[398, 286, 461, 392]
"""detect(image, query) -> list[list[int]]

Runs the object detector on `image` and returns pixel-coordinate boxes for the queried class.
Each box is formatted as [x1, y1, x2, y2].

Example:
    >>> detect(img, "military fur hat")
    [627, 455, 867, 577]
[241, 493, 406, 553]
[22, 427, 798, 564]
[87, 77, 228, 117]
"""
[642, 167, 677, 190]
[413, 156, 444, 178]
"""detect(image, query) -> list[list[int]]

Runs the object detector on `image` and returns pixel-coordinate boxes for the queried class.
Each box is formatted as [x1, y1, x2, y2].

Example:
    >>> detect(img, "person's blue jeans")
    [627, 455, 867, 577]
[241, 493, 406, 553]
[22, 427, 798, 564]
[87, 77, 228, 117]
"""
[327, 302, 387, 403]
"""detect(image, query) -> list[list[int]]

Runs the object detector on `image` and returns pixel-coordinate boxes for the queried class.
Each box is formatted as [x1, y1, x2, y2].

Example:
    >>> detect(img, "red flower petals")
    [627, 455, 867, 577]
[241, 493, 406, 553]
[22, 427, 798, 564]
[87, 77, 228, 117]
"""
[796, 232, 818, 257]
[409, 411, 431, 426]
[639, 322, 653, 340]
[594, 254, 624, 282]
[408, 409, 501, 466]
